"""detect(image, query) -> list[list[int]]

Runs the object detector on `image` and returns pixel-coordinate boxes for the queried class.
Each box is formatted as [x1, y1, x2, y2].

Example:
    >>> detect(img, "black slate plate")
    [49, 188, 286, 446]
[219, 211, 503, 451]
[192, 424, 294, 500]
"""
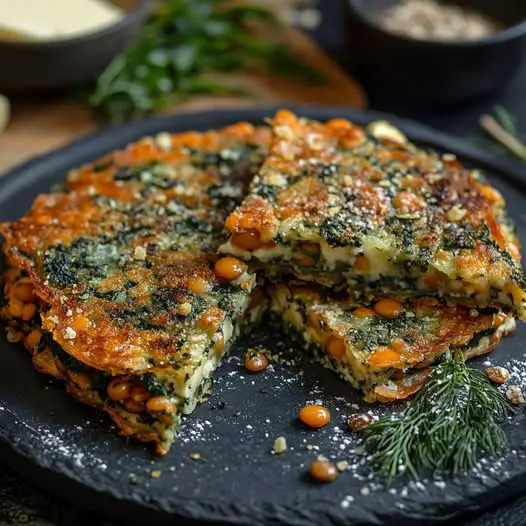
[1, 106, 526, 526]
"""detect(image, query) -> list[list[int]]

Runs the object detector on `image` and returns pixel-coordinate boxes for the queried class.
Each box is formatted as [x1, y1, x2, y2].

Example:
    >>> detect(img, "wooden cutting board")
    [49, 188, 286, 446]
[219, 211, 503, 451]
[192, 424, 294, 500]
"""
[0, 26, 366, 174]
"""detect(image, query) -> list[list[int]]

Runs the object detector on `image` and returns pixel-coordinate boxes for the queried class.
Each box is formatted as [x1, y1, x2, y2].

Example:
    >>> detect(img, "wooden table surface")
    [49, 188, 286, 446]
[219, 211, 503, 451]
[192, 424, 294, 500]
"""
[0, 26, 366, 174]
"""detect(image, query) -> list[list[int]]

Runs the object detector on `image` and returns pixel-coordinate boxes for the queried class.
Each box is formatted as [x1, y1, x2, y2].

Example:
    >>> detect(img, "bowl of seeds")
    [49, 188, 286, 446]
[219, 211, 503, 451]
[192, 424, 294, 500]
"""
[343, 0, 526, 105]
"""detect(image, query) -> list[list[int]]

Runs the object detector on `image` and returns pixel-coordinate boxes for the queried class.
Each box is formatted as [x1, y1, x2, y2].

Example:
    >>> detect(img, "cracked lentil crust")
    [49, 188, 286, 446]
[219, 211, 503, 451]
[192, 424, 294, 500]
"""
[221, 110, 526, 320]
[0, 123, 271, 454]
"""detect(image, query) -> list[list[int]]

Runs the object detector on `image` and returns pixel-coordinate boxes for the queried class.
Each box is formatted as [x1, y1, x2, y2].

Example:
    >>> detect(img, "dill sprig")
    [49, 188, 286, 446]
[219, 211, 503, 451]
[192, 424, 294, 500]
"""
[360, 351, 515, 484]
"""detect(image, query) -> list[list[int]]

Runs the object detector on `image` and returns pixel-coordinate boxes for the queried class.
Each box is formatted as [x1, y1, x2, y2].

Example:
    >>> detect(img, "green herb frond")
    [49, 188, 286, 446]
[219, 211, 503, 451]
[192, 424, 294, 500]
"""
[360, 351, 515, 484]
[494, 105, 518, 136]
[89, 0, 322, 123]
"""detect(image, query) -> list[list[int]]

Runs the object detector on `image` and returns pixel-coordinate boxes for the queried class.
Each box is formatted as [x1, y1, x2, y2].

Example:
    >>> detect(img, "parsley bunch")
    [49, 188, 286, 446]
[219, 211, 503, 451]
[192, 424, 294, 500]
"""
[89, 0, 320, 123]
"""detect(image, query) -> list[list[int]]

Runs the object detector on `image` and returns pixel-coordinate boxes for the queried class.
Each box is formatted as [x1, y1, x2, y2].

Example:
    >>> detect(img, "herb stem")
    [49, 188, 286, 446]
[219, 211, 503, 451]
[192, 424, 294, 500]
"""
[480, 114, 526, 162]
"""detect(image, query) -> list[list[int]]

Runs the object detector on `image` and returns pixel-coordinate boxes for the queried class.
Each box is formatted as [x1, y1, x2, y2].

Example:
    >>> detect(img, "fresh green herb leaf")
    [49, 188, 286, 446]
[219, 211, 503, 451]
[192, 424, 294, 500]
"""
[140, 373, 169, 396]
[494, 105, 518, 136]
[88, 0, 321, 123]
[359, 351, 514, 484]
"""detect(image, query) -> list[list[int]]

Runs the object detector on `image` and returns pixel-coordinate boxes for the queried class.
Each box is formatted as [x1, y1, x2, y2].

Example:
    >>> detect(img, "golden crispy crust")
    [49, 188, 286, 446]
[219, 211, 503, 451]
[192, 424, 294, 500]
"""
[223, 110, 526, 318]
[1, 266, 174, 455]
[1, 124, 270, 374]
[1, 125, 271, 454]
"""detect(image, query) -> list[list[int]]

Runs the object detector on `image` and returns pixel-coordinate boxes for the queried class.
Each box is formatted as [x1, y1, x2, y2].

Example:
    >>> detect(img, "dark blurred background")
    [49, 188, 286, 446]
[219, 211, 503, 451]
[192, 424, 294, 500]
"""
[309, 0, 526, 137]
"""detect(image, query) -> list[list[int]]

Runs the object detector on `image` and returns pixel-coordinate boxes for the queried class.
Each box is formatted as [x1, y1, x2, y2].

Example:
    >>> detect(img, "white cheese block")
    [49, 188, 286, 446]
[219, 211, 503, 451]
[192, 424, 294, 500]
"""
[0, 0, 124, 42]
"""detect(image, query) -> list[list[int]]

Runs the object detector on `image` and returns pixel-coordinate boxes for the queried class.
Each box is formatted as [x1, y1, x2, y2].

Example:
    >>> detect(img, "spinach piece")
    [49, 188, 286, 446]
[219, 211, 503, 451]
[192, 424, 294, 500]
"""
[140, 373, 168, 396]
[44, 249, 76, 288]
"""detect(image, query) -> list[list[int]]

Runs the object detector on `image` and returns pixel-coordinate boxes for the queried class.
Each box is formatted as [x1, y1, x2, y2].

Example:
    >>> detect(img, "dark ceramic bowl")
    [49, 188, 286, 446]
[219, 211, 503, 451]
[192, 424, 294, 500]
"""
[0, 0, 150, 93]
[343, 0, 526, 105]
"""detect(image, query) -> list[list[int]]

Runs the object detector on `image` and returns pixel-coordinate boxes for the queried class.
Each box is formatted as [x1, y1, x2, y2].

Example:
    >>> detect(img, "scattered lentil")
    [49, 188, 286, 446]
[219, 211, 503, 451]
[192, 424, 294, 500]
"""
[347, 413, 373, 432]
[245, 348, 268, 372]
[310, 460, 339, 483]
[299, 405, 331, 428]
[486, 366, 510, 385]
